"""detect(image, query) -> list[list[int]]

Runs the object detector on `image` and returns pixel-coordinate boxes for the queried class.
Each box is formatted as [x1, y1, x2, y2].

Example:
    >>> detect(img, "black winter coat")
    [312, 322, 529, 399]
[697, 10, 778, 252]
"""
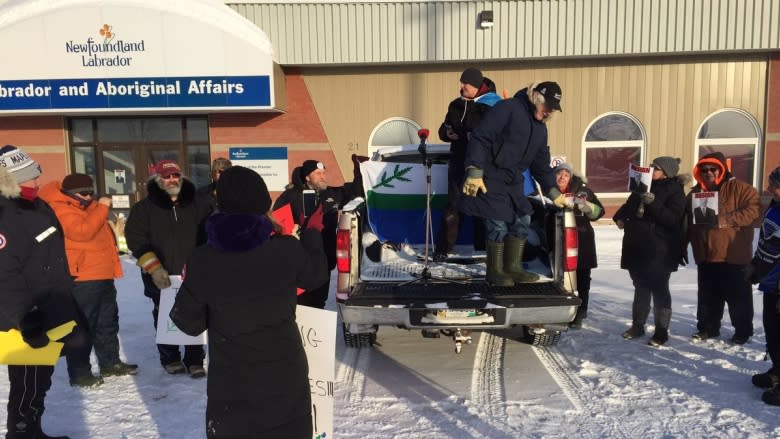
[273, 183, 358, 271]
[125, 179, 213, 275]
[458, 88, 556, 222]
[437, 77, 499, 179]
[614, 176, 687, 273]
[170, 213, 328, 439]
[0, 195, 81, 332]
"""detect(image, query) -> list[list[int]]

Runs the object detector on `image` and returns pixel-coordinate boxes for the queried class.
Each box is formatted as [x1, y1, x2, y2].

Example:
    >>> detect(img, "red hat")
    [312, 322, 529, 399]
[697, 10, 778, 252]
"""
[154, 160, 181, 178]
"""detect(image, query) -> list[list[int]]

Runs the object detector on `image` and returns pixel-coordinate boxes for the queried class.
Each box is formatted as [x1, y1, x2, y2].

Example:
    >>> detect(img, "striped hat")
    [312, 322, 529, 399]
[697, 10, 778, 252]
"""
[0, 145, 41, 184]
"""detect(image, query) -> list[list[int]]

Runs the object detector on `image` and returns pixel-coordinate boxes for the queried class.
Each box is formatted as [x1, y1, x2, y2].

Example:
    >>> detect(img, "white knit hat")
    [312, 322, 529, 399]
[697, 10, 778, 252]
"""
[0, 145, 41, 184]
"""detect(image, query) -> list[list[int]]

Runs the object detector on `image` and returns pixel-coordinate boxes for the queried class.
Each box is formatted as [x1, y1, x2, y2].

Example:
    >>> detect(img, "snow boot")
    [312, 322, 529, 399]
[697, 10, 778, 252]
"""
[100, 362, 138, 377]
[648, 328, 669, 347]
[622, 325, 645, 340]
[762, 386, 780, 406]
[648, 308, 671, 346]
[485, 240, 514, 287]
[503, 235, 539, 283]
[753, 369, 780, 389]
[569, 307, 587, 329]
[69, 373, 104, 388]
[7, 413, 69, 439]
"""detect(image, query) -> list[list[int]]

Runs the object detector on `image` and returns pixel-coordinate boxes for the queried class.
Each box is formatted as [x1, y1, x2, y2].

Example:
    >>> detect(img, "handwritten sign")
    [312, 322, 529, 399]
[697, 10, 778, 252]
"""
[155, 276, 207, 345]
[296, 305, 337, 439]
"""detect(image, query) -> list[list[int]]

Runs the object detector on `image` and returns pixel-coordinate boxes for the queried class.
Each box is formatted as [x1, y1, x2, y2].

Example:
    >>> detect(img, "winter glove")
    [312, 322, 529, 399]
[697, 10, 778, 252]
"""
[744, 264, 759, 284]
[304, 204, 325, 232]
[640, 192, 655, 205]
[20, 307, 49, 349]
[549, 188, 567, 208]
[138, 251, 171, 289]
[462, 168, 487, 197]
[151, 267, 172, 290]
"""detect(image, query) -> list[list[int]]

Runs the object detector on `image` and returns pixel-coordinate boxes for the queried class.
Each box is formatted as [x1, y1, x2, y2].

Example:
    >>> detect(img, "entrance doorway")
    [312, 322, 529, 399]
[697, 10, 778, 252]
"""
[68, 117, 210, 213]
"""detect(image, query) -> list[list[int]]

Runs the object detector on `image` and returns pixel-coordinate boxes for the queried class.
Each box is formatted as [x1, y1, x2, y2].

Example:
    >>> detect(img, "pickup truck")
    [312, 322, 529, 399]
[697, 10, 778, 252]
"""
[335, 144, 581, 353]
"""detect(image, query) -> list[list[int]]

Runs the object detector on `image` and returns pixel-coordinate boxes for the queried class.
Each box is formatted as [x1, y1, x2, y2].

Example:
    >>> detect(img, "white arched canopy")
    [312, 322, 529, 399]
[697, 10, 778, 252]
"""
[0, 0, 280, 114]
[367, 117, 422, 158]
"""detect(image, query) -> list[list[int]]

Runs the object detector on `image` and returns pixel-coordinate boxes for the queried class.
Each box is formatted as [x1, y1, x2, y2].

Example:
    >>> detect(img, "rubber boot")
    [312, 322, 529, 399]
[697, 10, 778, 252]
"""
[486, 241, 514, 287]
[503, 235, 539, 283]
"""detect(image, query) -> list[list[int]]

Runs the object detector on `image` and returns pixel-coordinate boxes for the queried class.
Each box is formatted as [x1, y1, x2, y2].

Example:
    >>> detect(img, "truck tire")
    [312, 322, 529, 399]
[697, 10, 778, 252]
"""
[343, 323, 377, 348]
[522, 326, 561, 347]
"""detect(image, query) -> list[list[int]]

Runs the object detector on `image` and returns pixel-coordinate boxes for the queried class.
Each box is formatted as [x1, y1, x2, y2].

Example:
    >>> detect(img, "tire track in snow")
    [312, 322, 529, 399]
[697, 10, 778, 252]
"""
[534, 345, 632, 438]
[471, 331, 506, 417]
[336, 347, 369, 404]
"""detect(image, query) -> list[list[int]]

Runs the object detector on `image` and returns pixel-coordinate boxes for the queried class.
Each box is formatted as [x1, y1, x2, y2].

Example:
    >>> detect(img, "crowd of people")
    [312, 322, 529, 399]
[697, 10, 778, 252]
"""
[1, 68, 780, 438]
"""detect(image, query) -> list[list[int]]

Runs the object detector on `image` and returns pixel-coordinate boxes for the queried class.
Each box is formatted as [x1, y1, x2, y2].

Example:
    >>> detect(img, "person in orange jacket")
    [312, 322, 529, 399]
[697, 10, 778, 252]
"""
[40, 173, 138, 387]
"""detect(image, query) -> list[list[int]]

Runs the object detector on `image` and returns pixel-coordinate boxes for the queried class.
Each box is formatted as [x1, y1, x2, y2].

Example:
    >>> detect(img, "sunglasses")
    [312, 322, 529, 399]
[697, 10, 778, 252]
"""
[699, 166, 719, 174]
[78, 191, 94, 197]
[161, 173, 181, 180]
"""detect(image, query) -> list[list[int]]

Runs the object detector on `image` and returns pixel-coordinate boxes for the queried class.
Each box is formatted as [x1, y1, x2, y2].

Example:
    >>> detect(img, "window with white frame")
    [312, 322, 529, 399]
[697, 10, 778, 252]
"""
[582, 112, 646, 194]
[695, 109, 761, 187]
[367, 117, 422, 158]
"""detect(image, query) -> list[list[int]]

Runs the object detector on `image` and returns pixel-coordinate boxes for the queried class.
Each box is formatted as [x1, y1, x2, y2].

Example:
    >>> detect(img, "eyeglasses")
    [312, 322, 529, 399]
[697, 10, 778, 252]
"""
[699, 166, 719, 174]
[161, 173, 181, 180]
[78, 191, 94, 197]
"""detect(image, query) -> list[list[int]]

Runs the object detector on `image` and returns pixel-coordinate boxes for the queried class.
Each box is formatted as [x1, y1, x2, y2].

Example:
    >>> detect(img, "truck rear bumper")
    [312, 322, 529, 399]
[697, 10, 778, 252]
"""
[339, 303, 579, 329]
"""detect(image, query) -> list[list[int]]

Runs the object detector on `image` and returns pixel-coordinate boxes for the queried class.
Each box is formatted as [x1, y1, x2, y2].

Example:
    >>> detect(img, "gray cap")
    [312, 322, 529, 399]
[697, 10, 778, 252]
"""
[553, 162, 575, 175]
[651, 156, 681, 178]
[0, 145, 42, 184]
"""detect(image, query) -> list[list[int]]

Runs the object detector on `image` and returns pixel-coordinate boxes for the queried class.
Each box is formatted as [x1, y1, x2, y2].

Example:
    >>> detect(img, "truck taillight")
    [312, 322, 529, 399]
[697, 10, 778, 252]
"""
[336, 229, 351, 273]
[564, 227, 578, 271]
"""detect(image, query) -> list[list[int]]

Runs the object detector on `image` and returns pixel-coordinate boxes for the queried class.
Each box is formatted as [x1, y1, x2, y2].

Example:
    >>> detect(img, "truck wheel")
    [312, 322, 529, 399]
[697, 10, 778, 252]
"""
[343, 323, 376, 348]
[522, 326, 561, 347]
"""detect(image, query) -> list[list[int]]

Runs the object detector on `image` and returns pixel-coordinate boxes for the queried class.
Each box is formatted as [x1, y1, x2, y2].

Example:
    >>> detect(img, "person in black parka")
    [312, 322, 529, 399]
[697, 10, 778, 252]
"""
[549, 162, 605, 328]
[0, 145, 90, 439]
[613, 156, 687, 347]
[171, 166, 328, 439]
[433, 68, 502, 259]
[459, 81, 563, 286]
[273, 158, 362, 309]
[125, 160, 214, 377]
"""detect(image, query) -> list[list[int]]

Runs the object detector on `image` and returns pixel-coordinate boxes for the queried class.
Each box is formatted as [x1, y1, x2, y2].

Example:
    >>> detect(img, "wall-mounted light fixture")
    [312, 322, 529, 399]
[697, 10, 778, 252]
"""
[479, 10, 494, 29]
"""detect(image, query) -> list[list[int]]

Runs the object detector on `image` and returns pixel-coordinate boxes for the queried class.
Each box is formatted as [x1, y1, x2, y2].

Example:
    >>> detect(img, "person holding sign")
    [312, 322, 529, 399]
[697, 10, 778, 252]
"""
[614, 156, 687, 347]
[273, 158, 363, 309]
[0, 145, 88, 439]
[687, 152, 760, 344]
[125, 160, 212, 378]
[551, 162, 604, 328]
[170, 166, 328, 438]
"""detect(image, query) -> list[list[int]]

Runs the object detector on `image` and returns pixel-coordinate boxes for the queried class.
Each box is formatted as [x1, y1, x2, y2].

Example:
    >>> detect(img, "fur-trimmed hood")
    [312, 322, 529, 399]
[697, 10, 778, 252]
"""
[0, 162, 21, 198]
[145, 177, 196, 208]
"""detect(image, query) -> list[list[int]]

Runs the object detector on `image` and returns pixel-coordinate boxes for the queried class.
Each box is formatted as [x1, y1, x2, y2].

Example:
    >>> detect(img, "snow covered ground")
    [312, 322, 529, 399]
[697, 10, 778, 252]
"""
[2, 224, 780, 438]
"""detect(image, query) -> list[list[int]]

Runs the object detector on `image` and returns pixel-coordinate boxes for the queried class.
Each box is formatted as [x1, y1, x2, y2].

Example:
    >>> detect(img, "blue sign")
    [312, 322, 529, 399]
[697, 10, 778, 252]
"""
[229, 147, 289, 191]
[0, 76, 271, 111]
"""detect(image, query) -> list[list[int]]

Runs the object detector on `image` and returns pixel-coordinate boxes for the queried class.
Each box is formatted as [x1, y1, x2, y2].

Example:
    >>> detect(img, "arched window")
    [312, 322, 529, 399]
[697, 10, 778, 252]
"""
[695, 109, 761, 187]
[367, 117, 421, 158]
[582, 112, 647, 195]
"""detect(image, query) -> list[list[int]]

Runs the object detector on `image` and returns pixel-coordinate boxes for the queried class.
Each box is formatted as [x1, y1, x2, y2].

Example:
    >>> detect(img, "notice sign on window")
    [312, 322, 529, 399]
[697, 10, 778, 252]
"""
[229, 147, 288, 191]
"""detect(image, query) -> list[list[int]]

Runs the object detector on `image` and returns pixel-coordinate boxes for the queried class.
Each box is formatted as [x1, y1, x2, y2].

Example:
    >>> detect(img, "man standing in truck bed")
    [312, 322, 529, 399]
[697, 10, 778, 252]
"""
[459, 81, 563, 286]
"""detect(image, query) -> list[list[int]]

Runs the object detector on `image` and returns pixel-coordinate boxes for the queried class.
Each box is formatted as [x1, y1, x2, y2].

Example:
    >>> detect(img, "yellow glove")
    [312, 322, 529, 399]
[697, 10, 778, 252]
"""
[462, 168, 487, 197]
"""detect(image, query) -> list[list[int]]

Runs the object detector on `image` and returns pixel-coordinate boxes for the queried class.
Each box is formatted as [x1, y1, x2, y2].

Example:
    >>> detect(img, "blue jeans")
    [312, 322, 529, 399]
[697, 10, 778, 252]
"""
[484, 214, 531, 243]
